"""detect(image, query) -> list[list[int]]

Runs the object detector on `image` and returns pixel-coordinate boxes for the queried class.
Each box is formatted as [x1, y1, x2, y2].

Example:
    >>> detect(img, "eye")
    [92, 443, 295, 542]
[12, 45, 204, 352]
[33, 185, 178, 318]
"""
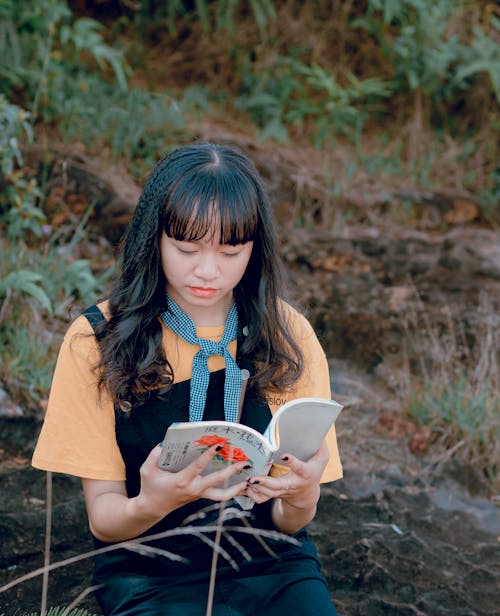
[222, 250, 241, 257]
[173, 240, 198, 254]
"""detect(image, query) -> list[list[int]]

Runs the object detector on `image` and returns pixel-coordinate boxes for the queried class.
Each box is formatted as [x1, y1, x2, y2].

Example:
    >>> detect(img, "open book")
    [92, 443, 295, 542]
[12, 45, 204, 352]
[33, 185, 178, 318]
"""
[158, 397, 343, 509]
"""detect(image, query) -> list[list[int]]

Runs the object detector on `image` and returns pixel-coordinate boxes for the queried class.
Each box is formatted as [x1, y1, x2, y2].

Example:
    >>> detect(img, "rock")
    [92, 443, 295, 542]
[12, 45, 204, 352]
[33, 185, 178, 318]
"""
[0, 388, 24, 418]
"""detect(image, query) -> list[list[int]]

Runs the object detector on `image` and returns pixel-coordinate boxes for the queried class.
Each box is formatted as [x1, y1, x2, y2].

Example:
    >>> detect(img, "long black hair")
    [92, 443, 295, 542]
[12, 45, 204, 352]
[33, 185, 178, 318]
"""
[96, 143, 303, 405]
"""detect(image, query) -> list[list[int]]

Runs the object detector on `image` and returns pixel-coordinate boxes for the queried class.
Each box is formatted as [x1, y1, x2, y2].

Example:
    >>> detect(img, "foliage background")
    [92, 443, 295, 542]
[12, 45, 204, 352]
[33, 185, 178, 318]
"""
[0, 0, 499, 494]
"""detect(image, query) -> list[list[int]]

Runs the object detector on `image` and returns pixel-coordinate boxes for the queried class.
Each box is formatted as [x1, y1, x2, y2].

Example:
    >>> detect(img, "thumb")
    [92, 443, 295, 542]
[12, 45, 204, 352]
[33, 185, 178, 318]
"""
[142, 442, 163, 471]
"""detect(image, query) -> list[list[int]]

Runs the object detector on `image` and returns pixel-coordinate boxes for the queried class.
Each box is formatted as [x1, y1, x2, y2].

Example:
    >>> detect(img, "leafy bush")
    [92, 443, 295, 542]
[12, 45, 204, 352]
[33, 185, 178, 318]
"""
[134, 0, 275, 34]
[235, 55, 392, 144]
[0, 95, 44, 239]
[0, 93, 112, 408]
[0, 0, 128, 117]
[53, 76, 208, 172]
[352, 0, 500, 124]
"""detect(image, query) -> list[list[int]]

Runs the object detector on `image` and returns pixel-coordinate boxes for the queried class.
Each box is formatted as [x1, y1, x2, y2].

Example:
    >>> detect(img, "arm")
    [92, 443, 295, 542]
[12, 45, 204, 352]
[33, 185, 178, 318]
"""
[82, 444, 249, 542]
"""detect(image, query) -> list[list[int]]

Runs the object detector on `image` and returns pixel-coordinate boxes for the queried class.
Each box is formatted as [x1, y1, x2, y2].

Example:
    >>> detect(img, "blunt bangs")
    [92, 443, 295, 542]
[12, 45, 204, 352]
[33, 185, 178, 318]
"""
[162, 163, 260, 245]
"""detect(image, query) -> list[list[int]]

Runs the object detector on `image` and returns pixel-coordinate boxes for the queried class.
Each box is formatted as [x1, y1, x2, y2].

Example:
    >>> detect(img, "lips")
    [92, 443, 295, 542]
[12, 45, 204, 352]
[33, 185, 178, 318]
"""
[188, 286, 218, 298]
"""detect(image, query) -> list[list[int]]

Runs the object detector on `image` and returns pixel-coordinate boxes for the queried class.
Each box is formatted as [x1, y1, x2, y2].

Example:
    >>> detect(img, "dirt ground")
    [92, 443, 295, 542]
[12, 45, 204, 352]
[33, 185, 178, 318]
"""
[1, 361, 499, 616]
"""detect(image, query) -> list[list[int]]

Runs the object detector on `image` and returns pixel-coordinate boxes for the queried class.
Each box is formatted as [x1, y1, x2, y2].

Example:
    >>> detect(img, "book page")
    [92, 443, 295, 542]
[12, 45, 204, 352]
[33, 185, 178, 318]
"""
[159, 422, 274, 481]
[270, 398, 342, 461]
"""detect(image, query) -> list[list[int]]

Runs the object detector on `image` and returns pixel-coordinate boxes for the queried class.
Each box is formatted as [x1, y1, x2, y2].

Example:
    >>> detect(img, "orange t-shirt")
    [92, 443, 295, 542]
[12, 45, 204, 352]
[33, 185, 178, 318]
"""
[32, 301, 342, 483]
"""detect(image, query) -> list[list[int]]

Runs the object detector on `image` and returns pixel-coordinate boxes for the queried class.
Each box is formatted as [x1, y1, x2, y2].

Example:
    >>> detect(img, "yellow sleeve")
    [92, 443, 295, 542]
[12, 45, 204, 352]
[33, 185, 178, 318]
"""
[31, 315, 126, 481]
[269, 306, 343, 484]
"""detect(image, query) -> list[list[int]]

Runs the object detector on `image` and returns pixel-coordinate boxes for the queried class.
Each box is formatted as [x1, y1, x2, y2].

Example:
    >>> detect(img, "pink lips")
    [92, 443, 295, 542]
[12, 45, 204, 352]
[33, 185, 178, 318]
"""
[188, 286, 217, 298]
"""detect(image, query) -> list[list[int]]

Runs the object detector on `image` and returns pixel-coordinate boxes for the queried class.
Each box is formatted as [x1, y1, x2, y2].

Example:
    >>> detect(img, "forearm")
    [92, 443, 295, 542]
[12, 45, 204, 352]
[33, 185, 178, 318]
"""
[271, 487, 320, 534]
[86, 490, 168, 543]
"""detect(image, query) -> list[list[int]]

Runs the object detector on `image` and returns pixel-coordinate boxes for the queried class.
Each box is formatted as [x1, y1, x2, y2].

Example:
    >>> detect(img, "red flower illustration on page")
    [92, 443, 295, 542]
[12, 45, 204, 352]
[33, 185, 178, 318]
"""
[194, 434, 251, 466]
[194, 435, 230, 448]
[217, 445, 249, 463]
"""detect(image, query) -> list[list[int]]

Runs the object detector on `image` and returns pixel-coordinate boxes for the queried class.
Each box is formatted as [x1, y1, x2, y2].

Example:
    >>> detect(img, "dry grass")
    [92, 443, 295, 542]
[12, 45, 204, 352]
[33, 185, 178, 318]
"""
[399, 288, 500, 491]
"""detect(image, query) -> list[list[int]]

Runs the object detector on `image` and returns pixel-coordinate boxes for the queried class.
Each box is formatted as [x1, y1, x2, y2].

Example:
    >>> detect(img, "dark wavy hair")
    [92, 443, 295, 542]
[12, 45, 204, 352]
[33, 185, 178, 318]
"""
[95, 143, 303, 406]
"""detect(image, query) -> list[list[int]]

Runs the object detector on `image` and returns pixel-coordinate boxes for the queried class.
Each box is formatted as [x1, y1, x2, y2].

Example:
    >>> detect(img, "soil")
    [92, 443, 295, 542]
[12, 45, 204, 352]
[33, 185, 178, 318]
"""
[1, 138, 499, 615]
[1, 362, 499, 616]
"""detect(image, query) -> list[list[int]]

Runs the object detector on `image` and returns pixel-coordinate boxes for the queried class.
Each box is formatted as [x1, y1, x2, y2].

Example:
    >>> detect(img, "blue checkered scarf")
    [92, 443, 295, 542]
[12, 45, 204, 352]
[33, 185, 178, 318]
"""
[160, 296, 242, 423]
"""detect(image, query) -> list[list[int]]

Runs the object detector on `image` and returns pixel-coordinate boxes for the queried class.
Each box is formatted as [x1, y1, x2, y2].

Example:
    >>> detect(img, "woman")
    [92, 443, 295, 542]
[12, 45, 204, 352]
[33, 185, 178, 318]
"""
[32, 143, 342, 615]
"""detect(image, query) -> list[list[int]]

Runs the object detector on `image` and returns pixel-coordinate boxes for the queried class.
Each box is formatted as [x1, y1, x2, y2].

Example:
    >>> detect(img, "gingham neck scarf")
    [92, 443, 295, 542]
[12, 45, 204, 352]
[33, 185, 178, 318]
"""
[160, 296, 242, 423]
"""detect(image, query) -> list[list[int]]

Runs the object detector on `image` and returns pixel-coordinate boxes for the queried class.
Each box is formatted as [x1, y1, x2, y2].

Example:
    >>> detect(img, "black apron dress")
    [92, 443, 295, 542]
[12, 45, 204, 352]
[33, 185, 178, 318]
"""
[83, 306, 337, 616]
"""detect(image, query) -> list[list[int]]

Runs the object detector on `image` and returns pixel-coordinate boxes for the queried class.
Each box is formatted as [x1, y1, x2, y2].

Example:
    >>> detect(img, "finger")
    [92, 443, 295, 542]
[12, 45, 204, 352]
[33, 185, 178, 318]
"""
[182, 444, 227, 480]
[200, 458, 252, 491]
[141, 443, 163, 473]
[278, 448, 327, 480]
[244, 483, 272, 504]
[280, 440, 329, 471]
[202, 479, 249, 502]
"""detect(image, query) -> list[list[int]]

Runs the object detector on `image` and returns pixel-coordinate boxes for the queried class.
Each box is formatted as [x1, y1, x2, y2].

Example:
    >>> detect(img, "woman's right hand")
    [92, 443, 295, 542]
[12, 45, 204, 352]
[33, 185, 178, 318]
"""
[134, 443, 249, 520]
[82, 444, 248, 543]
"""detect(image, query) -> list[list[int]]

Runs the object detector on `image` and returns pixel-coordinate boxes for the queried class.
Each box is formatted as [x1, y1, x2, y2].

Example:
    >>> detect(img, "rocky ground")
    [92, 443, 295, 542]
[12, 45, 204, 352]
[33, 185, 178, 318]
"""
[1, 362, 499, 615]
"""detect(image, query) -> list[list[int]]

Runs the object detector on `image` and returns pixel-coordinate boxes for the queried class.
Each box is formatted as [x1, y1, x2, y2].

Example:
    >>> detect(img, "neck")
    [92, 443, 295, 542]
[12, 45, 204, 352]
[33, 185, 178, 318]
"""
[167, 294, 234, 327]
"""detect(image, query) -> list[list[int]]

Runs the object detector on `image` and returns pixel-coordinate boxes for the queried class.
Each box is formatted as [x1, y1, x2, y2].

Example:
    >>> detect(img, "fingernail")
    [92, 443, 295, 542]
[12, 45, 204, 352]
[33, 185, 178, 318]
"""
[243, 464, 252, 470]
[280, 455, 289, 461]
[215, 445, 223, 452]
[248, 479, 260, 485]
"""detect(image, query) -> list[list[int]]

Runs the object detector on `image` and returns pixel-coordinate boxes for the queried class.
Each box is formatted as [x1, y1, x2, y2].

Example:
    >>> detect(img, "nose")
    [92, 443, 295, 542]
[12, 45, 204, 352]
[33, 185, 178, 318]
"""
[194, 251, 219, 281]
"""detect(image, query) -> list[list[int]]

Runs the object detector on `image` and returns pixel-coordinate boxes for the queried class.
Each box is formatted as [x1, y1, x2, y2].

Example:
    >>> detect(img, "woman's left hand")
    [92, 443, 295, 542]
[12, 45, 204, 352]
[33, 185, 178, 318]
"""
[244, 441, 330, 532]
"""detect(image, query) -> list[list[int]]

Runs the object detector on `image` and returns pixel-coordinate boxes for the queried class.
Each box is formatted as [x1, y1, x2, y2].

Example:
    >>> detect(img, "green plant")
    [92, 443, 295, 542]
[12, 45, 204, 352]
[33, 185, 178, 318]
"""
[352, 0, 500, 128]
[135, 0, 276, 34]
[0, 224, 113, 407]
[453, 14, 500, 104]
[0, 0, 128, 117]
[0, 324, 55, 405]
[235, 55, 391, 144]
[0, 95, 44, 239]
[54, 76, 196, 169]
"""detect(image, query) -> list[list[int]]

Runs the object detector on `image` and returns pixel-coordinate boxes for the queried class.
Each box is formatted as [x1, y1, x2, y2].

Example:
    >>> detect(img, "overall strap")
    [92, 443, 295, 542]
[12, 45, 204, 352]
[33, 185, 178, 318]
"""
[82, 304, 106, 341]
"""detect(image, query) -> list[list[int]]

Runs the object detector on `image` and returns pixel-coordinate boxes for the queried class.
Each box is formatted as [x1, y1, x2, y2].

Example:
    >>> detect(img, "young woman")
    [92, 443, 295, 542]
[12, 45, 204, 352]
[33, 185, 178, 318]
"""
[32, 143, 343, 615]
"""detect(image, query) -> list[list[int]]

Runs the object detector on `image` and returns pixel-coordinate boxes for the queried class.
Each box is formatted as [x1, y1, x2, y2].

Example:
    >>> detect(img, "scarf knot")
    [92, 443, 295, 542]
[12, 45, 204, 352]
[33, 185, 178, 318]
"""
[160, 297, 242, 423]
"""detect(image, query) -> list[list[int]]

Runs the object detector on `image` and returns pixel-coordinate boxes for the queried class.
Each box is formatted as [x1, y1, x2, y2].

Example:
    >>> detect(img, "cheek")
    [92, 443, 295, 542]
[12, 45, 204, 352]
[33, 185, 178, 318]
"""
[161, 247, 181, 281]
[234, 256, 252, 282]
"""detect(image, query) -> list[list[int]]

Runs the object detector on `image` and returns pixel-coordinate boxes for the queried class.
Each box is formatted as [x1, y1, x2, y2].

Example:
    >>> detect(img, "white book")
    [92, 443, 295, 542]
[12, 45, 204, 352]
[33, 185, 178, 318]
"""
[158, 397, 343, 509]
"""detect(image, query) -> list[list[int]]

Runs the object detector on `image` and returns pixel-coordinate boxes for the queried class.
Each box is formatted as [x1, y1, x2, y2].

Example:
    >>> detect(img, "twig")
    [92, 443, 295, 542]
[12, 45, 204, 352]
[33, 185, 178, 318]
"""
[124, 543, 188, 563]
[206, 503, 226, 615]
[61, 584, 102, 614]
[0, 525, 298, 594]
[40, 471, 52, 616]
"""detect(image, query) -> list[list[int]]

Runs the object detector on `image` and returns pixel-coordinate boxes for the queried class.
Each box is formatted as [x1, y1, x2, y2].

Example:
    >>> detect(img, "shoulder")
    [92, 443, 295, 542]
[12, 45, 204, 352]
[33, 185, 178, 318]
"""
[65, 301, 110, 335]
[277, 299, 316, 340]
[61, 301, 110, 357]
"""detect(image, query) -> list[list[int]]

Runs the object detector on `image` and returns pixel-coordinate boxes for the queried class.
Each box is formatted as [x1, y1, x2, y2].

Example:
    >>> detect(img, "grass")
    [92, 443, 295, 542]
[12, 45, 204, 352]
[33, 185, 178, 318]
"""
[400, 290, 500, 490]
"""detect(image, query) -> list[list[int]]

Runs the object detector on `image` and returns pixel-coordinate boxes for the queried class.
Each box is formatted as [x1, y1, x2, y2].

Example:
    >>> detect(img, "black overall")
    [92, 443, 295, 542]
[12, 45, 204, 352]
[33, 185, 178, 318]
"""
[84, 306, 337, 616]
